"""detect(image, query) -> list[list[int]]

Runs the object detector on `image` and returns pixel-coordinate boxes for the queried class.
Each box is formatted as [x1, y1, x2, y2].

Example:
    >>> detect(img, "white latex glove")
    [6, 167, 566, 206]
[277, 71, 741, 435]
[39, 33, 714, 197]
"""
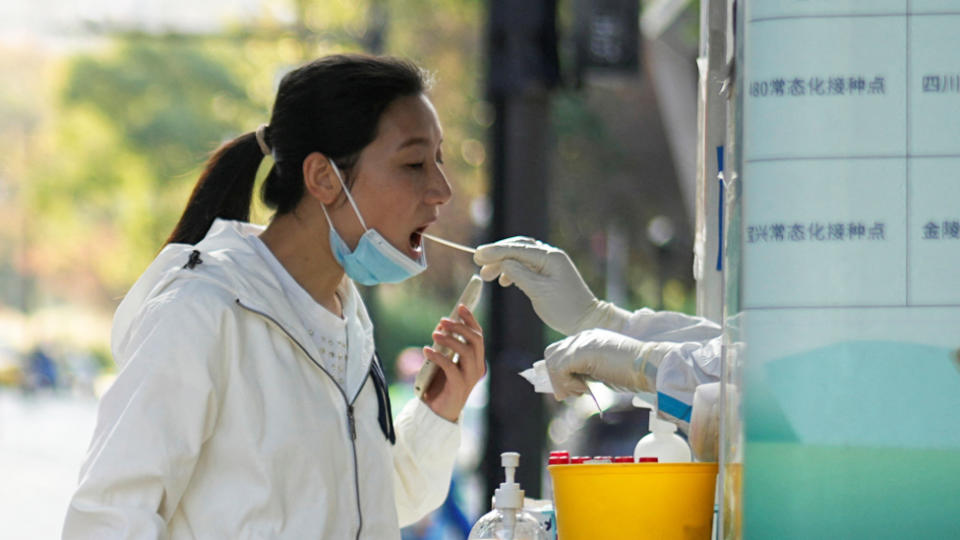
[473, 237, 632, 336]
[543, 328, 664, 400]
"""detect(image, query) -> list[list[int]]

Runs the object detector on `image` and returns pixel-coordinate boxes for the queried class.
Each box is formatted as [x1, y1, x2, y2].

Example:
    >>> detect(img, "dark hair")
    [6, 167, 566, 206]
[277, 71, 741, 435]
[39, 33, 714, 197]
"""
[165, 54, 429, 245]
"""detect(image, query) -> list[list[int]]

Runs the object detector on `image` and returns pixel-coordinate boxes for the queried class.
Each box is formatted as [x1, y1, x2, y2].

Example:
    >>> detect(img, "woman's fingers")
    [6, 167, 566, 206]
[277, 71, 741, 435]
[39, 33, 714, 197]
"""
[420, 305, 486, 422]
[455, 304, 481, 331]
[455, 305, 486, 379]
[434, 314, 484, 376]
[431, 328, 473, 364]
[421, 346, 455, 403]
[422, 344, 456, 374]
[434, 309, 481, 350]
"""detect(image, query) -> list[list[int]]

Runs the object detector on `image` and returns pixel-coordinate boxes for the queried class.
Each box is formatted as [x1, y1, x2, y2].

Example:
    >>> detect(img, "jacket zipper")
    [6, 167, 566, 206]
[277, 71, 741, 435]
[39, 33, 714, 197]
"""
[236, 299, 370, 540]
[347, 405, 357, 440]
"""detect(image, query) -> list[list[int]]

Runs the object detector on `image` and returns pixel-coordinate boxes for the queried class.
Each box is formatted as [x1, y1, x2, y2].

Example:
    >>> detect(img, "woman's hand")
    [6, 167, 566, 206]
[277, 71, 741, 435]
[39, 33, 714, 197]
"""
[421, 304, 486, 422]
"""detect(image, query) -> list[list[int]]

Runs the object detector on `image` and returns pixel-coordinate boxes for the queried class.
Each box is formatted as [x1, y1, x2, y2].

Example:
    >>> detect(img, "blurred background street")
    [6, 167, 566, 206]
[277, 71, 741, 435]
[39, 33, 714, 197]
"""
[0, 391, 98, 539]
[1, 0, 702, 536]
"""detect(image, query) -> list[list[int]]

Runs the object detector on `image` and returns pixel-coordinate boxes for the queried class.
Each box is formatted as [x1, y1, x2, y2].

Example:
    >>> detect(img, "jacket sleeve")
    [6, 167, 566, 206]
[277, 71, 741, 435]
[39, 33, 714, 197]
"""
[62, 289, 227, 539]
[650, 337, 722, 427]
[390, 397, 461, 527]
[621, 307, 722, 343]
[619, 308, 723, 427]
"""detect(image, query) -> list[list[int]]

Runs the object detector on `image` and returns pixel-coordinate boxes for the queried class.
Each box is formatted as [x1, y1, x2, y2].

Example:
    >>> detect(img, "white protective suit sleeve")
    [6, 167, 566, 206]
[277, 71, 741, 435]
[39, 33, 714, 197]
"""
[475, 237, 724, 425]
[621, 309, 722, 426]
[542, 326, 722, 426]
[391, 398, 461, 527]
[63, 290, 225, 539]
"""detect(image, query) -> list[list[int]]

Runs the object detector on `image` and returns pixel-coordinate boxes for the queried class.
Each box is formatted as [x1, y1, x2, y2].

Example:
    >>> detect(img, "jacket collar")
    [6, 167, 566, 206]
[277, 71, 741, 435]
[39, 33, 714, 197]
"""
[114, 219, 376, 397]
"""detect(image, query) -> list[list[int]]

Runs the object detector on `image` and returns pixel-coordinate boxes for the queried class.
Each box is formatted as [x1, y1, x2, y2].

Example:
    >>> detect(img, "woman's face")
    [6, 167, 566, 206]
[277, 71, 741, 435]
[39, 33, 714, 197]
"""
[338, 93, 452, 260]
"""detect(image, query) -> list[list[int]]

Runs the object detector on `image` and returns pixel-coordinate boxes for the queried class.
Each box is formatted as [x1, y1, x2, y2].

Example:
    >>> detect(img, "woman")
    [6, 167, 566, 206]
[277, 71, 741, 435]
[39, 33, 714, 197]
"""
[63, 54, 485, 539]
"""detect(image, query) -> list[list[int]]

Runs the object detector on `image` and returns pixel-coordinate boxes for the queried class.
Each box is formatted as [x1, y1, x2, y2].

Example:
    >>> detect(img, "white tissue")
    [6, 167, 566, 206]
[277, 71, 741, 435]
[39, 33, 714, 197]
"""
[519, 360, 554, 394]
[519, 360, 605, 418]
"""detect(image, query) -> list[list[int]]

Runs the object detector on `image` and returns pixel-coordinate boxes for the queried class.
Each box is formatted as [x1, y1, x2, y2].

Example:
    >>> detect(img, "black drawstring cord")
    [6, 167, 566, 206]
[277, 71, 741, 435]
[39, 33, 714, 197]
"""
[371, 353, 396, 445]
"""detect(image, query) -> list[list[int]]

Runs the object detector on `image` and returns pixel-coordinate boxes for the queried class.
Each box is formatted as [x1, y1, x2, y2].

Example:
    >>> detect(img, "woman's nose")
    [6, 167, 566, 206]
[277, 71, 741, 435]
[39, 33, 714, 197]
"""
[426, 166, 453, 205]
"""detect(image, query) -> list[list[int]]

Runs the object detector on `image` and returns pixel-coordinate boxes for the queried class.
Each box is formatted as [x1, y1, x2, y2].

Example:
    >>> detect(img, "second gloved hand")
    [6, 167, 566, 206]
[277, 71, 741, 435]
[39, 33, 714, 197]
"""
[543, 328, 654, 400]
[473, 237, 631, 336]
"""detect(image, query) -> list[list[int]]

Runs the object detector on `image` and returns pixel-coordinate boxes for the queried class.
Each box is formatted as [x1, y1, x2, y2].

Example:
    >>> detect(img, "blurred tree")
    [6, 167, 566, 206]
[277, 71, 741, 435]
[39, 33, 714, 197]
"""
[14, 0, 489, 372]
[24, 41, 263, 305]
[550, 79, 695, 314]
[548, 0, 701, 315]
[0, 47, 50, 312]
[63, 44, 254, 180]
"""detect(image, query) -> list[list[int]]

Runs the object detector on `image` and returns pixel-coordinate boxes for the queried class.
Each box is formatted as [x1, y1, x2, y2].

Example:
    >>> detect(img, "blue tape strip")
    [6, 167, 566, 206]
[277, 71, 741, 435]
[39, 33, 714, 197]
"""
[657, 391, 692, 423]
[716, 146, 724, 272]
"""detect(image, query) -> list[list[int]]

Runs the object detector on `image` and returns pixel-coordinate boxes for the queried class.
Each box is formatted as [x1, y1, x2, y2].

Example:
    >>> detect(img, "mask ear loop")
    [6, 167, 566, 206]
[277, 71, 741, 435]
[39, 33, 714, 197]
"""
[327, 160, 369, 232]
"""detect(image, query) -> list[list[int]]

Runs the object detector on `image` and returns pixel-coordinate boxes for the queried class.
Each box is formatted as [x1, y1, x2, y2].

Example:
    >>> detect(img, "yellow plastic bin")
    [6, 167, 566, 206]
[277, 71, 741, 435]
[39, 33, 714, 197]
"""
[548, 462, 718, 540]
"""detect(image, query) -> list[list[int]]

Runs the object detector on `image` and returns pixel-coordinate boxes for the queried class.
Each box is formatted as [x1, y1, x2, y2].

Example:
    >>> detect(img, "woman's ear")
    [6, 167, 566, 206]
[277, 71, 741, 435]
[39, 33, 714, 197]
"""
[302, 152, 341, 205]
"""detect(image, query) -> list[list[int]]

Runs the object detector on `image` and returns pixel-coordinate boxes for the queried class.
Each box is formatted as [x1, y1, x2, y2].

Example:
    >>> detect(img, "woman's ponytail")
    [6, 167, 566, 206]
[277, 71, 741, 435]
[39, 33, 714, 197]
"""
[164, 132, 264, 245]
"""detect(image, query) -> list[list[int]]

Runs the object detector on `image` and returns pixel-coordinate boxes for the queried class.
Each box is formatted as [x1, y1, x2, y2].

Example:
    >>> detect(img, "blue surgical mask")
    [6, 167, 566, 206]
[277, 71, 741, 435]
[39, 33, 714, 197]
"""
[321, 161, 427, 285]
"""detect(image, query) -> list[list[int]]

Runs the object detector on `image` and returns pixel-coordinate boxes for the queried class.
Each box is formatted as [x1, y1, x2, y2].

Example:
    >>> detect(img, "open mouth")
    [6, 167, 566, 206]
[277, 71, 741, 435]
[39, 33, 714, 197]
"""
[409, 227, 426, 252]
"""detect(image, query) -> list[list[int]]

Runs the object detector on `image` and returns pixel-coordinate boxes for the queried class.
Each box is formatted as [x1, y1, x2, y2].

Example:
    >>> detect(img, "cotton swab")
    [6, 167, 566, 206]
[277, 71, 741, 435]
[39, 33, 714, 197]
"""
[421, 232, 477, 254]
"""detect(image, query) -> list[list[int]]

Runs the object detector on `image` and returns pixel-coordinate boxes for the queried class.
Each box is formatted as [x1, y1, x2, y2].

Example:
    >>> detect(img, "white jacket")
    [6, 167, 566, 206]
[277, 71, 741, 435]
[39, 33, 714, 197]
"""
[63, 220, 460, 539]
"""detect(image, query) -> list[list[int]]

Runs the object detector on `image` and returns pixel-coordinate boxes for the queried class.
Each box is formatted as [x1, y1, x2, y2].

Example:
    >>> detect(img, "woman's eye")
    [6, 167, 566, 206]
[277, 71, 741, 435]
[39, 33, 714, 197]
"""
[406, 163, 424, 169]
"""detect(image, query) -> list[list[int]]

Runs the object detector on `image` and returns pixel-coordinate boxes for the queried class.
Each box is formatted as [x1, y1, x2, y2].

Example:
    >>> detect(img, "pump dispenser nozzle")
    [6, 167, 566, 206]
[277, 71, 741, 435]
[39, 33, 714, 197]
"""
[495, 452, 524, 510]
[468, 451, 548, 540]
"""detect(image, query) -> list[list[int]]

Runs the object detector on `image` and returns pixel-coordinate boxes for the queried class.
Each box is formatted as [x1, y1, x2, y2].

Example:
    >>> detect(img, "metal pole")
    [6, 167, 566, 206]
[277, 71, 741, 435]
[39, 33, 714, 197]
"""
[483, 0, 558, 501]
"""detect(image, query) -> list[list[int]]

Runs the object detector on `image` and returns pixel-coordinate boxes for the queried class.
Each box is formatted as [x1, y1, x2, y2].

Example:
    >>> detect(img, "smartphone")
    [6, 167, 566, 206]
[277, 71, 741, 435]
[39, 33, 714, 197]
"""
[413, 274, 484, 398]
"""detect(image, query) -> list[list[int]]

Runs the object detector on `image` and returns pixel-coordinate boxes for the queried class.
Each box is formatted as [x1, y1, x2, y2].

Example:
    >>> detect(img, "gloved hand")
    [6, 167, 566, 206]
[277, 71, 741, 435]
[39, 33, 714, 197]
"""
[473, 237, 632, 336]
[543, 328, 662, 400]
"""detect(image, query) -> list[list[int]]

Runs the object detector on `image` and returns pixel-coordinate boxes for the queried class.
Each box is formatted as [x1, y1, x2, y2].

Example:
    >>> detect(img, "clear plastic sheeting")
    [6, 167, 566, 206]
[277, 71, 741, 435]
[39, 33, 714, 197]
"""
[693, 0, 729, 325]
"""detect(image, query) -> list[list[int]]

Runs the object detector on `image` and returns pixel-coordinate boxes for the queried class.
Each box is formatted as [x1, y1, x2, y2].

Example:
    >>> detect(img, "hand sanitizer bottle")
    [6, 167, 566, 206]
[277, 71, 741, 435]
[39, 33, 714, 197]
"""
[633, 410, 692, 463]
[468, 452, 549, 540]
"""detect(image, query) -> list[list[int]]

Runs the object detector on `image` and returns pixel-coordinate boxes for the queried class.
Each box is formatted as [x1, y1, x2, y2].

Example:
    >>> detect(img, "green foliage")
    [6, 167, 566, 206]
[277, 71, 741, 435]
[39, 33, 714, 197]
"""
[24, 40, 267, 300]
[89, 345, 115, 373]
[368, 285, 448, 380]
[63, 44, 253, 180]
[19, 1, 487, 309]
